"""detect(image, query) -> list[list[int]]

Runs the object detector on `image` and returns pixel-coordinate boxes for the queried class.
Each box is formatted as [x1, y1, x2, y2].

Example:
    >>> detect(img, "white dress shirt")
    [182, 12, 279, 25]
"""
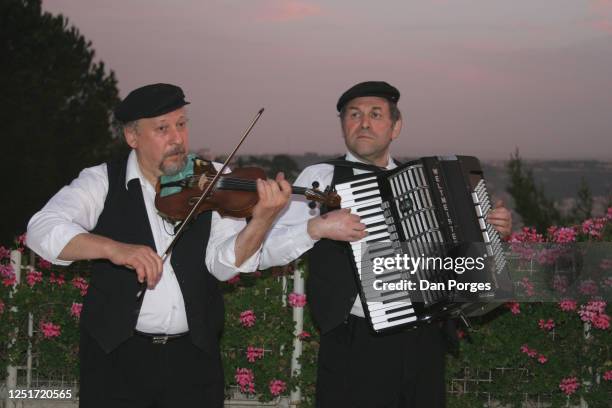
[260, 151, 397, 317]
[27, 150, 260, 334]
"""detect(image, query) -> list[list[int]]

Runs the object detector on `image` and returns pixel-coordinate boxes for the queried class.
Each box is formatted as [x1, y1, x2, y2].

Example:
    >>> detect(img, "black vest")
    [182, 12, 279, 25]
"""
[307, 157, 400, 334]
[81, 157, 224, 354]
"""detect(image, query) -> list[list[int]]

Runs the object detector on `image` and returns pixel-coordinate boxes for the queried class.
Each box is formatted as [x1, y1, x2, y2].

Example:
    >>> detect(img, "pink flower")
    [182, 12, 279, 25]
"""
[537, 354, 548, 364]
[600, 259, 612, 270]
[505, 301, 520, 315]
[549, 226, 577, 243]
[227, 275, 241, 285]
[246, 346, 264, 363]
[1, 264, 16, 287]
[591, 313, 610, 330]
[39, 321, 61, 338]
[16, 234, 26, 247]
[26, 270, 43, 287]
[509, 228, 545, 260]
[253, 271, 262, 278]
[71, 277, 89, 296]
[288, 292, 307, 308]
[269, 379, 286, 396]
[49, 272, 65, 286]
[235, 368, 255, 394]
[37, 259, 52, 270]
[581, 217, 606, 239]
[0, 264, 14, 278]
[298, 331, 311, 340]
[70, 302, 82, 319]
[607, 207, 612, 220]
[456, 329, 466, 339]
[578, 301, 609, 330]
[520, 344, 538, 358]
[559, 377, 580, 396]
[239, 310, 256, 328]
[521, 277, 535, 297]
[559, 299, 577, 312]
[553, 276, 568, 294]
[2, 276, 16, 287]
[538, 318, 555, 331]
[509, 227, 545, 243]
[578, 279, 598, 296]
[578, 300, 605, 319]
[0, 246, 10, 260]
[603, 370, 612, 381]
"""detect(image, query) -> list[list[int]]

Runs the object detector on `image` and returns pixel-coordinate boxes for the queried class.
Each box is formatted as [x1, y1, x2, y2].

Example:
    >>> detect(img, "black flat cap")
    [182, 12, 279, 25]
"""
[336, 81, 400, 112]
[114, 83, 190, 123]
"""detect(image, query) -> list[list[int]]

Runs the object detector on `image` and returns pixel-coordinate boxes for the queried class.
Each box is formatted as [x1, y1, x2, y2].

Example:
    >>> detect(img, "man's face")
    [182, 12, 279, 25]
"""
[124, 107, 189, 178]
[341, 96, 401, 165]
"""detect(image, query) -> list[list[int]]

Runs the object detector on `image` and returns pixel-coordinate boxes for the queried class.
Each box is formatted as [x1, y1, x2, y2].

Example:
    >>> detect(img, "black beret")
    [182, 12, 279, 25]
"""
[336, 81, 400, 112]
[114, 83, 190, 123]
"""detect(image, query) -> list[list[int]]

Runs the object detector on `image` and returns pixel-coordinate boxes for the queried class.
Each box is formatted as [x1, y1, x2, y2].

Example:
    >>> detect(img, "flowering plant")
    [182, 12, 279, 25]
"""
[448, 209, 612, 406]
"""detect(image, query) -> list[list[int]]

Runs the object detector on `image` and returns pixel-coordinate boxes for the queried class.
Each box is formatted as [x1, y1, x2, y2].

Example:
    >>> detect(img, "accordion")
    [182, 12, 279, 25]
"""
[334, 155, 510, 333]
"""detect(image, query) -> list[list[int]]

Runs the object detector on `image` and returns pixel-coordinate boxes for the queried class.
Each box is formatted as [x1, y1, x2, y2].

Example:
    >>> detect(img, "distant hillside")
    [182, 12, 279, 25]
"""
[229, 152, 611, 219]
[287, 153, 612, 217]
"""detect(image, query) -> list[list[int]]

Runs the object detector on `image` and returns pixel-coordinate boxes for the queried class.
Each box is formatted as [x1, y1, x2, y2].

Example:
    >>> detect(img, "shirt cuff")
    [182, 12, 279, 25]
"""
[293, 220, 319, 249]
[212, 235, 262, 280]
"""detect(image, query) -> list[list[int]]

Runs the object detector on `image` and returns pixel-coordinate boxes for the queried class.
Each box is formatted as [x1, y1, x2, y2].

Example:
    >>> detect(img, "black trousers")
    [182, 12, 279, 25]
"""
[316, 316, 446, 408]
[79, 330, 224, 408]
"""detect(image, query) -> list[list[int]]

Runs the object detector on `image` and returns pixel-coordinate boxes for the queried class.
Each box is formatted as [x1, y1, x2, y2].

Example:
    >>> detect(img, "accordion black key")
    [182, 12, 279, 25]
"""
[334, 155, 510, 333]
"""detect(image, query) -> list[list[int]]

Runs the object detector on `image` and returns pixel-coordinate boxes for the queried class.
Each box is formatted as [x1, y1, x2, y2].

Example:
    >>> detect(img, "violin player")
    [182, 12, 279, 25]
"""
[260, 81, 512, 408]
[26, 83, 291, 408]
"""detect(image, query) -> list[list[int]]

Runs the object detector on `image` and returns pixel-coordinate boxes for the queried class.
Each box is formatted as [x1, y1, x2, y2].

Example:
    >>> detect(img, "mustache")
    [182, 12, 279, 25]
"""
[357, 130, 374, 137]
[162, 145, 186, 159]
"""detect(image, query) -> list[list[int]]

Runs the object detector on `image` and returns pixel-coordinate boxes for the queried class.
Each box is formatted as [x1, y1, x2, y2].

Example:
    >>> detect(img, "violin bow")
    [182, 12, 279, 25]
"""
[160, 108, 265, 263]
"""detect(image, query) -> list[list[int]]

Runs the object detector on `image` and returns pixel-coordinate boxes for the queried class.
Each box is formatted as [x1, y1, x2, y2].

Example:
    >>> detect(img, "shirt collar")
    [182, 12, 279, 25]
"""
[125, 149, 152, 190]
[345, 151, 397, 170]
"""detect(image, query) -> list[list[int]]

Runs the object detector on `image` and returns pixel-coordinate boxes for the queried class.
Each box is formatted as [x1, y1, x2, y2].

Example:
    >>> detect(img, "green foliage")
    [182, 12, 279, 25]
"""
[447, 303, 611, 407]
[0, 0, 126, 245]
[0, 253, 86, 380]
[220, 268, 295, 401]
[506, 149, 562, 232]
[569, 177, 594, 224]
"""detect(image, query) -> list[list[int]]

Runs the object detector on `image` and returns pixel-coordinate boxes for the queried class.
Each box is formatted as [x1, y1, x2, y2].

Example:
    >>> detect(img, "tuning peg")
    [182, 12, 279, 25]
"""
[308, 201, 317, 209]
[312, 181, 320, 189]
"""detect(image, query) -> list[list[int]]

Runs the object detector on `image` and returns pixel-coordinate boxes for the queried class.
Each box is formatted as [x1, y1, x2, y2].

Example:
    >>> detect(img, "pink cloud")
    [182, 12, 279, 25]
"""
[257, 0, 323, 22]
[588, 0, 612, 34]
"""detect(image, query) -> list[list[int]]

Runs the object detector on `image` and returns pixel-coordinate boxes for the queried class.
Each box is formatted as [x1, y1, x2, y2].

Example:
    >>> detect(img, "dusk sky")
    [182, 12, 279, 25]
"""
[43, 0, 612, 159]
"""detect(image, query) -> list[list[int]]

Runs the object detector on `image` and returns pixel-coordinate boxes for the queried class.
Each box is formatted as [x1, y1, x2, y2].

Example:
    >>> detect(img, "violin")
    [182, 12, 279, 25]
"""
[149, 108, 335, 268]
[155, 153, 340, 222]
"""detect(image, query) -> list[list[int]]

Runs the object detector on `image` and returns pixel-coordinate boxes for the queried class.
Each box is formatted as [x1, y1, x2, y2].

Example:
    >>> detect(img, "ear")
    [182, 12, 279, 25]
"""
[124, 126, 138, 149]
[390, 118, 402, 140]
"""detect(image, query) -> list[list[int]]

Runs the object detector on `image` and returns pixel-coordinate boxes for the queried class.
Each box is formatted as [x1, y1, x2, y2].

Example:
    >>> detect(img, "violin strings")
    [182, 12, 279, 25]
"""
[173, 174, 308, 191]
[162, 174, 312, 195]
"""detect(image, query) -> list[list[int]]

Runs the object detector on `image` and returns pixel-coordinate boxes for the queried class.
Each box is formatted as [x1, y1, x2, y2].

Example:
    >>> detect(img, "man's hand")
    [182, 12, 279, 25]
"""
[251, 172, 291, 223]
[487, 200, 512, 238]
[106, 241, 163, 289]
[307, 208, 367, 242]
[57, 233, 164, 289]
